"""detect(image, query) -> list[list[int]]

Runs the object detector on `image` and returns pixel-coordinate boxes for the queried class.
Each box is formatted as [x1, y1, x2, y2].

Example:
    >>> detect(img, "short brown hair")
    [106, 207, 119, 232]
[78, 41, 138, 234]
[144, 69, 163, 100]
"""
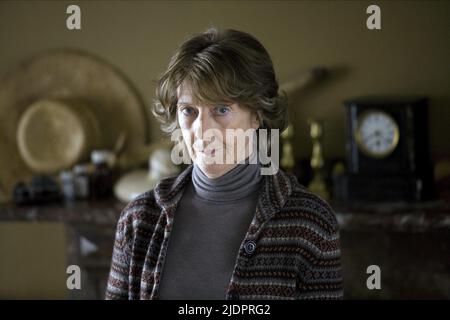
[152, 27, 288, 134]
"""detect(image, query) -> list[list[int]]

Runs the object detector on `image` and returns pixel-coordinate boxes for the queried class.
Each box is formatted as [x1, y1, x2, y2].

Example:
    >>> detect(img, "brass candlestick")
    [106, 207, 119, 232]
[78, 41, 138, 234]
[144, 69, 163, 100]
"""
[307, 119, 330, 201]
[281, 122, 295, 172]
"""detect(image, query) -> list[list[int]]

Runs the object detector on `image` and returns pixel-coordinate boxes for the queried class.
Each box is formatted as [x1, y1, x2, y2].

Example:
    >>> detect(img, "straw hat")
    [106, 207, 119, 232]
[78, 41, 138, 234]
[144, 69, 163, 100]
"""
[0, 49, 150, 202]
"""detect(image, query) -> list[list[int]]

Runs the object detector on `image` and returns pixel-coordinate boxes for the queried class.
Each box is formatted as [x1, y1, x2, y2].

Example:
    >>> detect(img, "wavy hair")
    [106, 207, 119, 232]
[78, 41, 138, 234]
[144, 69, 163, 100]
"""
[152, 27, 288, 136]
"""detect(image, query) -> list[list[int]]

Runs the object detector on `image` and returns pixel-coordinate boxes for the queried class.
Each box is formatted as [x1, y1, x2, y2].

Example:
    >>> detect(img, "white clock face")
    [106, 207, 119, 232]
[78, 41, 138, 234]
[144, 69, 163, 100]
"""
[355, 110, 400, 158]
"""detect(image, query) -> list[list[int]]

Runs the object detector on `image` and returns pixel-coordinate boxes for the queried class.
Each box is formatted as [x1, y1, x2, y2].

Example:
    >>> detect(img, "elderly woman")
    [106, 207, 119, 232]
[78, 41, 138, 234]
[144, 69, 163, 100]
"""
[106, 27, 343, 300]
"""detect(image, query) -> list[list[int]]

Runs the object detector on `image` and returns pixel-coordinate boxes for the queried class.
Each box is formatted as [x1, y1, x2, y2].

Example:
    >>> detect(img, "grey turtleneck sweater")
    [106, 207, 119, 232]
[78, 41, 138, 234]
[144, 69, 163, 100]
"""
[158, 155, 263, 300]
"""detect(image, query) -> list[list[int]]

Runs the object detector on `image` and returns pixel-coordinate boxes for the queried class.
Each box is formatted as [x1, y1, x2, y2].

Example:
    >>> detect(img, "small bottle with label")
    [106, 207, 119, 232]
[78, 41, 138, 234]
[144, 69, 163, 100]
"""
[60, 170, 76, 202]
[73, 164, 90, 200]
[90, 150, 114, 199]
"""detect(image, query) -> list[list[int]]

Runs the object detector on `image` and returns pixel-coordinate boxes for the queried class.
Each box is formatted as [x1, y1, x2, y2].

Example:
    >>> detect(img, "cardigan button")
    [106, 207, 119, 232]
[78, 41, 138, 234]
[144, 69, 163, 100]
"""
[243, 240, 256, 256]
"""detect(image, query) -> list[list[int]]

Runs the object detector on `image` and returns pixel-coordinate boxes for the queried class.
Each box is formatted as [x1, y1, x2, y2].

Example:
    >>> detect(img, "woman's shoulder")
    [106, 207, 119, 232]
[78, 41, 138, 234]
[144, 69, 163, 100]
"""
[117, 167, 192, 228]
[122, 189, 158, 213]
[117, 190, 160, 229]
[282, 171, 339, 234]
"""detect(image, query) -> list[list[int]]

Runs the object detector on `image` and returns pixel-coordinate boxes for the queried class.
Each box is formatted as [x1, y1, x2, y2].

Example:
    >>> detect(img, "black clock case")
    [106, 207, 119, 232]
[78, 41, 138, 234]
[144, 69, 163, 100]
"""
[341, 96, 434, 202]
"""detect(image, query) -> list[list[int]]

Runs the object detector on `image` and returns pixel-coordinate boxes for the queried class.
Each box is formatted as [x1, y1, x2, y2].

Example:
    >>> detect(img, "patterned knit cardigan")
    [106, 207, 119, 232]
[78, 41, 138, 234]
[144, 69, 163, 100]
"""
[106, 165, 343, 300]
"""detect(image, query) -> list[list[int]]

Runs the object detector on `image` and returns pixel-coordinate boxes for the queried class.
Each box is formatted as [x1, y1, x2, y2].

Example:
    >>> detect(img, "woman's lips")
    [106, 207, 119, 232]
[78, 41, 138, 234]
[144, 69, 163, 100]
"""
[195, 147, 216, 156]
[193, 141, 220, 157]
[203, 148, 215, 156]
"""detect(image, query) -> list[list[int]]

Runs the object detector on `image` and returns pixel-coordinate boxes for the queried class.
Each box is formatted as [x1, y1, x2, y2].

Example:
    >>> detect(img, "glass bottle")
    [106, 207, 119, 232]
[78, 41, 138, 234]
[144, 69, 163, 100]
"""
[73, 164, 90, 200]
[90, 150, 114, 199]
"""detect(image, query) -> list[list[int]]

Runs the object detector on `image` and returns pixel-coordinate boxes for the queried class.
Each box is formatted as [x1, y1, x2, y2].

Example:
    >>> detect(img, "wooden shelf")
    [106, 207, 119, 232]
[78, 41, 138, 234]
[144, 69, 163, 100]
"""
[333, 200, 450, 233]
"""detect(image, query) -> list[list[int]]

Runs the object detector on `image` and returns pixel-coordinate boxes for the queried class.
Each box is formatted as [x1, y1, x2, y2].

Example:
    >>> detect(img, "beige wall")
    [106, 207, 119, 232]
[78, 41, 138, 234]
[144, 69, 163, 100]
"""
[1, 0, 449, 160]
[0, 222, 68, 299]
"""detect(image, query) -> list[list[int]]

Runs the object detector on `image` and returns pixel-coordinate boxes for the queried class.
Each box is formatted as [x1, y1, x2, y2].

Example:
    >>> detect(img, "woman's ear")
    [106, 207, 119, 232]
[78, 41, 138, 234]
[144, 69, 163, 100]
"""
[252, 112, 262, 130]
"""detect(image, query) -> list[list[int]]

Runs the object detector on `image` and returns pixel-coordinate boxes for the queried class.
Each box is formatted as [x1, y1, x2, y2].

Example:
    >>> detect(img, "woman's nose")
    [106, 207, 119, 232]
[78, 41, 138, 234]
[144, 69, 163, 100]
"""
[193, 110, 213, 139]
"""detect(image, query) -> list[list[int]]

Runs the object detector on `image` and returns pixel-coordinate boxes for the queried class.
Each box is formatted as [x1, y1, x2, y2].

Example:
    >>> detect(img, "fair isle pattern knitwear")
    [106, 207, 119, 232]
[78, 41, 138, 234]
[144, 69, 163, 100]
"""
[106, 165, 343, 300]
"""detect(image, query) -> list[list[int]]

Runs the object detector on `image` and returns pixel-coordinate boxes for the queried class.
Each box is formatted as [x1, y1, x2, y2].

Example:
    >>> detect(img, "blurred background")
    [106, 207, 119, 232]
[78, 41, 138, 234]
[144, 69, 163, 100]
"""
[0, 0, 449, 299]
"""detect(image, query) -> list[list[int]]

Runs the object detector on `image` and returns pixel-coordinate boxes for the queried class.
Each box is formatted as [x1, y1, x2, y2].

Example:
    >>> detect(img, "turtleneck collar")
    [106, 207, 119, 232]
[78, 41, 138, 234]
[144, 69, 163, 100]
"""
[191, 151, 263, 203]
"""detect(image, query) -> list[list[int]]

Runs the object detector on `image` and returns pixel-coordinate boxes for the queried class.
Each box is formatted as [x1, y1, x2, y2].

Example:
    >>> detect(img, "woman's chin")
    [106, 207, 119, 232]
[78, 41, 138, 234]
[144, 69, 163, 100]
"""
[195, 161, 235, 179]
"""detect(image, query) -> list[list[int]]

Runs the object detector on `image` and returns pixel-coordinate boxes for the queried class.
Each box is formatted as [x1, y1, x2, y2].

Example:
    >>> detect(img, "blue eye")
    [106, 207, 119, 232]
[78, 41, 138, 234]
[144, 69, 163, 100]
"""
[180, 107, 195, 116]
[214, 106, 230, 116]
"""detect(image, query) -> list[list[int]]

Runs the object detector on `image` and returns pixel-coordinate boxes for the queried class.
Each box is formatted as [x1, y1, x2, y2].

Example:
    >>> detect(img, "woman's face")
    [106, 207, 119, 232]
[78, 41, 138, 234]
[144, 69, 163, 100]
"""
[177, 86, 260, 179]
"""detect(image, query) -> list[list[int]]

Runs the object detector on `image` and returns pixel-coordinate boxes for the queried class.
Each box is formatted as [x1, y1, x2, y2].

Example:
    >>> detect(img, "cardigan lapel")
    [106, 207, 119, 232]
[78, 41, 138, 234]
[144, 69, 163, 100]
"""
[242, 167, 295, 239]
[153, 165, 193, 223]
